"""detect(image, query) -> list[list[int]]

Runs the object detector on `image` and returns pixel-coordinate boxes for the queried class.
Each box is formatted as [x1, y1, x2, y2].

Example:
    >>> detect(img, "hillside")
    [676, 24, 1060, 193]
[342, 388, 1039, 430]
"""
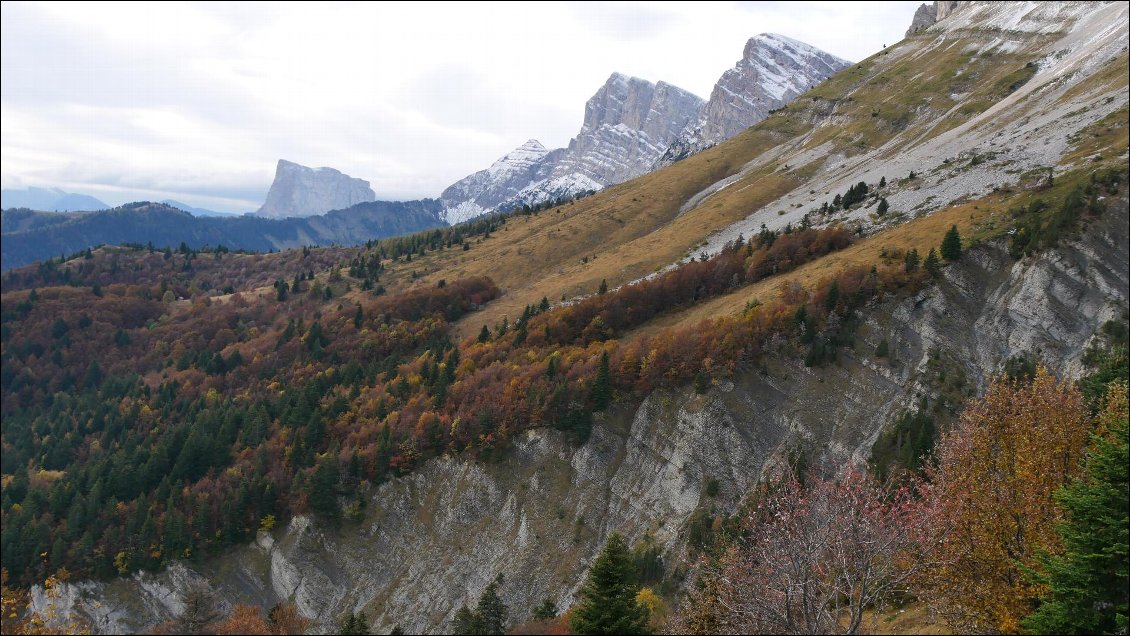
[2, 2, 1127, 635]
[0, 200, 445, 271]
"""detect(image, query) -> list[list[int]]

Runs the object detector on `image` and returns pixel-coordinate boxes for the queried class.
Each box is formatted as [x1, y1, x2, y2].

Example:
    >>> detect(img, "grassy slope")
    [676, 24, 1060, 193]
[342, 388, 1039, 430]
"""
[356, 13, 1125, 344]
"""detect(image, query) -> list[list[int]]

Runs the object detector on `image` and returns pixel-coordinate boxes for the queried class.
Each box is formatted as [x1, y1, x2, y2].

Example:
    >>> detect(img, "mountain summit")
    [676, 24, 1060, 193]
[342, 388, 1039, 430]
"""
[441, 35, 847, 222]
[659, 33, 851, 164]
[256, 159, 376, 219]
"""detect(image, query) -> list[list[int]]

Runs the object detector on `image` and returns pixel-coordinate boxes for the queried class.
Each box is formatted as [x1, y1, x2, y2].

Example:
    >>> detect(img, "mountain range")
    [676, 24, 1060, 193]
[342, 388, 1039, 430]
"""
[4, 3, 1128, 632]
[1, 32, 849, 265]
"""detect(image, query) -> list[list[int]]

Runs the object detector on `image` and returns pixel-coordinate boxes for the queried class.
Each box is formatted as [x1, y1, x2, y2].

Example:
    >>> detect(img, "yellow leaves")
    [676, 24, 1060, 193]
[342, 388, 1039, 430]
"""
[922, 366, 1090, 633]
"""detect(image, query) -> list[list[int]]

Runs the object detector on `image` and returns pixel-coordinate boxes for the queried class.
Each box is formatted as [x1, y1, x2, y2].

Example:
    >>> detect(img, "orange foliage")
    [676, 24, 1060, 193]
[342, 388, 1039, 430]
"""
[919, 367, 1091, 634]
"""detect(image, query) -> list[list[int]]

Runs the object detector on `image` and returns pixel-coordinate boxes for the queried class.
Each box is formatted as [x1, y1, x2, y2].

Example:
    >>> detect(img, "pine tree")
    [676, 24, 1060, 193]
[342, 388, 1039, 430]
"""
[591, 351, 612, 411]
[877, 198, 889, 215]
[879, 175, 887, 188]
[453, 605, 483, 635]
[924, 247, 941, 277]
[475, 579, 508, 635]
[940, 224, 963, 261]
[904, 248, 920, 273]
[478, 325, 491, 343]
[599, 278, 608, 295]
[1023, 385, 1128, 635]
[570, 533, 651, 635]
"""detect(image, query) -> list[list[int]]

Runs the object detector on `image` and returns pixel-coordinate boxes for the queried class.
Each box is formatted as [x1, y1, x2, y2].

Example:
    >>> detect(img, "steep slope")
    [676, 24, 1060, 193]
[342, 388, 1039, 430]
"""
[256, 159, 376, 218]
[659, 34, 852, 164]
[38, 193, 1129, 634]
[14, 2, 1130, 634]
[362, 0, 1126, 339]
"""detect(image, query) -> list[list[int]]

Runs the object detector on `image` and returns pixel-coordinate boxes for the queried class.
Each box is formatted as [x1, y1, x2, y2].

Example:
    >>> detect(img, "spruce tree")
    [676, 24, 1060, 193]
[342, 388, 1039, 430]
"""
[1023, 388, 1128, 635]
[570, 533, 650, 635]
[924, 247, 942, 277]
[877, 198, 889, 216]
[904, 248, 920, 273]
[477, 325, 491, 343]
[452, 606, 482, 635]
[599, 278, 608, 295]
[474, 579, 508, 635]
[940, 224, 963, 261]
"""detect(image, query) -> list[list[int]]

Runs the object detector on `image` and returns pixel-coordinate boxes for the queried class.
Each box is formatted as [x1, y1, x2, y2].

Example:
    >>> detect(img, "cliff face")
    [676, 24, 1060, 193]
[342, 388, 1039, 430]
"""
[40, 196, 1128, 634]
[256, 160, 376, 219]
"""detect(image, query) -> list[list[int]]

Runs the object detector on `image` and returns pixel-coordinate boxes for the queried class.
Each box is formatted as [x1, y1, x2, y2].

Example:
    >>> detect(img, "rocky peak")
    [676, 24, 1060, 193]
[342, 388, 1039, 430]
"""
[557, 73, 704, 184]
[907, 3, 937, 35]
[256, 159, 375, 219]
[438, 140, 561, 224]
[657, 34, 850, 166]
[700, 33, 851, 145]
[906, 1, 967, 36]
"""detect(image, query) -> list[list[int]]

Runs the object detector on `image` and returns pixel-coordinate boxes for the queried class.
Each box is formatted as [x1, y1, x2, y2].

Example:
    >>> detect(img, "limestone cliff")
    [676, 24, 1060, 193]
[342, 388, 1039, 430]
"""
[39, 197, 1128, 634]
[257, 160, 376, 219]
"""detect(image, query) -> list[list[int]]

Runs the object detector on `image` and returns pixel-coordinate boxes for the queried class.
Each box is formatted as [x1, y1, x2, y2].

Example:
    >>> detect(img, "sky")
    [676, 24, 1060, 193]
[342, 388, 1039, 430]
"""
[1, 1, 923, 213]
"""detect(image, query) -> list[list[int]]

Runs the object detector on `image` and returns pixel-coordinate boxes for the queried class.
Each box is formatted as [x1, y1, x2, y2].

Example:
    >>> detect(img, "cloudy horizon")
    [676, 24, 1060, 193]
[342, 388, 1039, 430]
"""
[2, 1, 922, 213]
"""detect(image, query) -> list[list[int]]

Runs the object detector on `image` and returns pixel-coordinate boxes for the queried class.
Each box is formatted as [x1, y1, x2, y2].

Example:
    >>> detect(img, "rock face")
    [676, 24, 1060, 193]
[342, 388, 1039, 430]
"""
[439, 140, 560, 224]
[553, 74, 704, 185]
[257, 159, 376, 219]
[906, 3, 938, 36]
[440, 75, 703, 223]
[41, 199, 1129, 634]
[658, 34, 851, 165]
[906, 1, 966, 35]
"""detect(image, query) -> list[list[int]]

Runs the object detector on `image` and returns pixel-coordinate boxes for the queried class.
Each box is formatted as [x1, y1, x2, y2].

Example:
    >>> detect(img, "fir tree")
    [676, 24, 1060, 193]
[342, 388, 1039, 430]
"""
[599, 278, 608, 295]
[924, 247, 942, 277]
[877, 198, 889, 216]
[452, 606, 482, 635]
[475, 579, 508, 635]
[570, 533, 651, 635]
[904, 248, 920, 273]
[940, 224, 963, 261]
[1023, 386, 1128, 635]
[477, 325, 491, 343]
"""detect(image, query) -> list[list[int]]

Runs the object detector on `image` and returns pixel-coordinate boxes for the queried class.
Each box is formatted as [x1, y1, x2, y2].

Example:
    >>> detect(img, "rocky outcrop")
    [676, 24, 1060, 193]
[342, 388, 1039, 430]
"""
[257, 159, 375, 219]
[906, 3, 938, 35]
[657, 34, 850, 165]
[41, 196, 1128, 634]
[439, 75, 702, 222]
[551, 74, 704, 185]
[439, 140, 560, 224]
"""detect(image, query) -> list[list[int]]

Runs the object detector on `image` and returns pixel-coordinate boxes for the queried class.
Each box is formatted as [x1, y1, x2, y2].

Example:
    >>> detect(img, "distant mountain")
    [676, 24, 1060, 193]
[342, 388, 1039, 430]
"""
[1, 199, 444, 270]
[440, 34, 847, 223]
[440, 73, 703, 223]
[159, 199, 239, 217]
[657, 33, 851, 165]
[1, 186, 108, 212]
[257, 160, 377, 219]
[439, 140, 562, 224]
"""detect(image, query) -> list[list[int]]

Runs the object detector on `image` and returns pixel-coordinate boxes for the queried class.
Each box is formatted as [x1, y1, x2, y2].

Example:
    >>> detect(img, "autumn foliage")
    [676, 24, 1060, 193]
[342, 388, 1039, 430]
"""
[917, 367, 1092, 634]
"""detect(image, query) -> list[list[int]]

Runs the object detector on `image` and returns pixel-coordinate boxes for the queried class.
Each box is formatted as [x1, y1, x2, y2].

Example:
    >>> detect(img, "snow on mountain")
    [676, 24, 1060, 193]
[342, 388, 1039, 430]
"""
[440, 75, 702, 223]
[439, 140, 560, 224]
[657, 34, 851, 165]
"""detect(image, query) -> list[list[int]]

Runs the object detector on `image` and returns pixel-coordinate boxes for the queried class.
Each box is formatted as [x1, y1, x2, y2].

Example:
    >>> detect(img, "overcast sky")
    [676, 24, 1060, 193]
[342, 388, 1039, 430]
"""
[1, 1, 922, 213]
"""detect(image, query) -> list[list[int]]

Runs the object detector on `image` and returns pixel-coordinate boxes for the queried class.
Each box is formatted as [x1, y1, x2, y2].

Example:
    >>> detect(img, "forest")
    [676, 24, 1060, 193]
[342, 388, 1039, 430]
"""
[0, 167, 1125, 635]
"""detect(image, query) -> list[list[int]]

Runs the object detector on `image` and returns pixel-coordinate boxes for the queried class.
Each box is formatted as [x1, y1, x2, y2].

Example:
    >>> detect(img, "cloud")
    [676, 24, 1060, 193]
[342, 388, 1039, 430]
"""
[1, 1, 923, 212]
